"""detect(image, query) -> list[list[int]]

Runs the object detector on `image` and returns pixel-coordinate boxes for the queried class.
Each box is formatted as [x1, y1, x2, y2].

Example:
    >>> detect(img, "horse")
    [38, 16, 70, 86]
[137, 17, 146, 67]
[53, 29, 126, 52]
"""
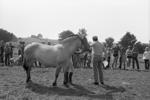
[23, 33, 90, 86]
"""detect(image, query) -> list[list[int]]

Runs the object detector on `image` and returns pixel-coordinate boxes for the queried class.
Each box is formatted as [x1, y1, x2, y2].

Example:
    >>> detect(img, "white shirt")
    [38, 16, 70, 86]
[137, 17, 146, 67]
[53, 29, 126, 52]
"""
[143, 51, 150, 60]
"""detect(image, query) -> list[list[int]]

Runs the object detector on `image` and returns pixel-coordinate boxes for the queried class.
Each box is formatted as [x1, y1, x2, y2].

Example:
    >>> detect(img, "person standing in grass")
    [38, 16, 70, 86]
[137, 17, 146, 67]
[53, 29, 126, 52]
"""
[90, 36, 106, 85]
[126, 46, 132, 68]
[4, 44, 11, 66]
[132, 43, 140, 70]
[105, 47, 111, 69]
[143, 47, 150, 70]
[119, 46, 126, 70]
[0, 40, 5, 64]
[112, 44, 120, 69]
[20, 41, 25, 64]
[9, 43, 14, 58]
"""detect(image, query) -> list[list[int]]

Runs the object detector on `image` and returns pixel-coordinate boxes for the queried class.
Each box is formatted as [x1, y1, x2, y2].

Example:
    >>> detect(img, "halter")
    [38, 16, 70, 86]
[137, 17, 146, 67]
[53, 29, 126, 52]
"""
[75, 34, 90, 52]
[59, 34, 89, 52]
[67, 34, 87, 47]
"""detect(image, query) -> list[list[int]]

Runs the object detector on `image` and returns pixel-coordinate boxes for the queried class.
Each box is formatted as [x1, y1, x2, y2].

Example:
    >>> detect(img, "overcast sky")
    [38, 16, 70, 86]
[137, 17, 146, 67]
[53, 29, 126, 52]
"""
[0, 0, 149, 43]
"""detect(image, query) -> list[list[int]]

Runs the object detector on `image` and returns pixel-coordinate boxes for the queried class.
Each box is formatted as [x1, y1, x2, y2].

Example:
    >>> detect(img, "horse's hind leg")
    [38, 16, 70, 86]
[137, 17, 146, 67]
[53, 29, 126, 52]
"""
[52, 66, 62, 86]
[23, 61, 32, 83]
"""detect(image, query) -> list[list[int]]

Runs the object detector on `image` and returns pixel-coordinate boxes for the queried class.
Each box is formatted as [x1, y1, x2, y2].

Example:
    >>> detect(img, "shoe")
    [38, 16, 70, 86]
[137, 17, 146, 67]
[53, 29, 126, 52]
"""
[93, 82, 99, 85]
[69, 72, 73, 85]
[100, 82, 104, 85]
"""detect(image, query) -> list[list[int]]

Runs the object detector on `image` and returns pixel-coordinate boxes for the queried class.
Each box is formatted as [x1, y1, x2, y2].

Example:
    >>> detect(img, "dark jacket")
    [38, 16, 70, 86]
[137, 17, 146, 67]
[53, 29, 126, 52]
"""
[132, 45, 138, 58]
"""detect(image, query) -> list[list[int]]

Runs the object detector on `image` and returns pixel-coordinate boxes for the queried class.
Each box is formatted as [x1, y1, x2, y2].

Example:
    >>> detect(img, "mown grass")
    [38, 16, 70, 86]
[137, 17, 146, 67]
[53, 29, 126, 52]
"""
[0, 65, 150, 100]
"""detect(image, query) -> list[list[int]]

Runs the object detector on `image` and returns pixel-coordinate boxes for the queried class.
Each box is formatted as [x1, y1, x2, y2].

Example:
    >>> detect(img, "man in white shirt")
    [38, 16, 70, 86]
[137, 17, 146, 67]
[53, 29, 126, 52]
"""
[91, 36, 106, 85]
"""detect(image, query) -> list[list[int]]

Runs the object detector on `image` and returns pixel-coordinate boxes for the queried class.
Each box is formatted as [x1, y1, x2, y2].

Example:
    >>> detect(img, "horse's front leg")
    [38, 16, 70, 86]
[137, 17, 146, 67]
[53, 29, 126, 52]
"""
[52, 66, 62, 86]
[63, 63, 71, 87]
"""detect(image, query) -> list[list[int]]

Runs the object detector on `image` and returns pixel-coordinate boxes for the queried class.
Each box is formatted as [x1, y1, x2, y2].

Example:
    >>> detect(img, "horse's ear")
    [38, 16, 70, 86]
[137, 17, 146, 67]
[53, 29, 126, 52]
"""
[78, 33, 84, 39]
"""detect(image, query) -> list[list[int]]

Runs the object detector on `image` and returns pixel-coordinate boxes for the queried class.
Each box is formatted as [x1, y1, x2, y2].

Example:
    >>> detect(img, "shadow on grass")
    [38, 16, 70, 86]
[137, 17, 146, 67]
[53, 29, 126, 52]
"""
[26, 81, 126, 99]
[102, 84, 126, 94]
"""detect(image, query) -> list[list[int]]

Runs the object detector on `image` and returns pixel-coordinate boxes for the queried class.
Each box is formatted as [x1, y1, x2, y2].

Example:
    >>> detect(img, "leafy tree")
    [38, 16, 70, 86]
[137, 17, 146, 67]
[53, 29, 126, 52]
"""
[37, 33, 43, 38]
[105, 37, 114, 48]
[31, 35, 37, 38]
[58, 30, 74, 40]
[119, 32, 137, 49]
[31, 33, 43, 38]
[135, 42, 148, 54]
[0, 28, 17, 42]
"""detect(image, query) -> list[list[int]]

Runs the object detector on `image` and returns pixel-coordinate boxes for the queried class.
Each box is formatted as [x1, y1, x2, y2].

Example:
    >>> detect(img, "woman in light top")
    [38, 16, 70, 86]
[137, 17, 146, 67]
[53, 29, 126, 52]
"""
[143, 47, 150, 70]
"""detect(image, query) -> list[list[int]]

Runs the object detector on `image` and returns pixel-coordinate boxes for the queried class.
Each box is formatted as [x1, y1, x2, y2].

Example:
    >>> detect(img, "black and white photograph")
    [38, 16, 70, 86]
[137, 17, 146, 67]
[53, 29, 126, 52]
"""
[0, 0, 150, 100]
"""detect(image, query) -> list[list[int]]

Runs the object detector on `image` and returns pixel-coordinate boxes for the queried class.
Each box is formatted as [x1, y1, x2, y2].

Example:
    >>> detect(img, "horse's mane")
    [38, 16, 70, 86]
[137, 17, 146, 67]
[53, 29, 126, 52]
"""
[59, 34, 79, 44]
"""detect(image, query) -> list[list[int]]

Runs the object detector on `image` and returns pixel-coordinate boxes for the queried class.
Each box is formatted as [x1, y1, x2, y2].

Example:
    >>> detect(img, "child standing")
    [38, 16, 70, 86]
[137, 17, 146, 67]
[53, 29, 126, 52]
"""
[143, 47, 150, 70]
[105, 47, 111, 69]
[126, 46, 132, 68]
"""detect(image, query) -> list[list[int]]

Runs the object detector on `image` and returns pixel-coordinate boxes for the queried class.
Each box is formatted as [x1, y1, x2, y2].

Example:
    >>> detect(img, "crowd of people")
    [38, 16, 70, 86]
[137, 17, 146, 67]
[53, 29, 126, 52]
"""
[0, 37, 150, 86]
[72, 43, 150, 71]
[0, 40, 53, 67]
[88, 36, 150, 85]
[1, 39, 150, 70]
[74, 41, 150, 73]
[0, 40, 25, 66]
[104, 43, 150, 71]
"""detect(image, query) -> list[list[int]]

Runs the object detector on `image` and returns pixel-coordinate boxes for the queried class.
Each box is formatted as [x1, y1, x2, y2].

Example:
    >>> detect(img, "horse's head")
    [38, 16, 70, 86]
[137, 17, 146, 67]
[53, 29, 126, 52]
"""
[77, 33, 90, 52]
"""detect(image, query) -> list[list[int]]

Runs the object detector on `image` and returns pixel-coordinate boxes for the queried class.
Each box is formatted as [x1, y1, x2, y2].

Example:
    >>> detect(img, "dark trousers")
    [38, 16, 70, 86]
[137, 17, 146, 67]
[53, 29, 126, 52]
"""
[132, 57, 139, 69]
[10, 52, 13, 58]
[20, 54, 24, 65]
[93, 55, 104, 83]
[119, 57, 122, 69]
[119, 55, 126, 69]
[106, 56, 110, 69]
[144, 59, 149, 70]
[112, 55, 118, 68]
[5, 54, 10, 66]
[87, 58, 91, 68]
[0, 54, 4, 63]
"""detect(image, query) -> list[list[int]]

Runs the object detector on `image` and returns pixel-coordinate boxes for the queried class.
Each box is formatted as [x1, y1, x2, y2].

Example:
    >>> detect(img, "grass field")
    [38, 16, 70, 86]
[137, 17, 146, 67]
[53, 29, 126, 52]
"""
[0, 65, 150, 100]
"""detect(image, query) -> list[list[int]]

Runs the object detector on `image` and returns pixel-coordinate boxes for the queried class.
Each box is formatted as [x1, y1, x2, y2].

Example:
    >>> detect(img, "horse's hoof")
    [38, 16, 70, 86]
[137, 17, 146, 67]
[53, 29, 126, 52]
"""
[69, 82, 75, 86]
[52, 82, 57, 86]
[63, 83, 69, 88]
[64, 84, 69, 88]
[26, 79, 32, 83]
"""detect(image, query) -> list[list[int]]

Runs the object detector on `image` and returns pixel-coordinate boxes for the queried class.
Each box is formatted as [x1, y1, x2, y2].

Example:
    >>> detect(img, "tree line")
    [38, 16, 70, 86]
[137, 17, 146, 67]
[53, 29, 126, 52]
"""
[0, 28, 17, 42]
[105, 32, 148, 54]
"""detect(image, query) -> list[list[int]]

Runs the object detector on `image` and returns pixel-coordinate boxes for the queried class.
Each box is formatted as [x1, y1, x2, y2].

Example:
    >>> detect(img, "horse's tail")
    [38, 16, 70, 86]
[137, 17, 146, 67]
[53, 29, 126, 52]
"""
[23, 57, 28, 71]
[22, 42, 39, 70]
[22, 50, 36, 71]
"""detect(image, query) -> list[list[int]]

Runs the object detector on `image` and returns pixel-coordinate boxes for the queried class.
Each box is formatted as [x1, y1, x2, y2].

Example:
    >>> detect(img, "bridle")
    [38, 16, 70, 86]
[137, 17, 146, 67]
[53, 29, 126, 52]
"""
[60, 34, 90, 52]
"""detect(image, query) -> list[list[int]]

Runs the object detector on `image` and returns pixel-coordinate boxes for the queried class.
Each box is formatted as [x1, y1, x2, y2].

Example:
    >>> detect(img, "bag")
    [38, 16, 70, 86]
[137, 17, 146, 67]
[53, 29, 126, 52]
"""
[103, 60, 108, 68]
